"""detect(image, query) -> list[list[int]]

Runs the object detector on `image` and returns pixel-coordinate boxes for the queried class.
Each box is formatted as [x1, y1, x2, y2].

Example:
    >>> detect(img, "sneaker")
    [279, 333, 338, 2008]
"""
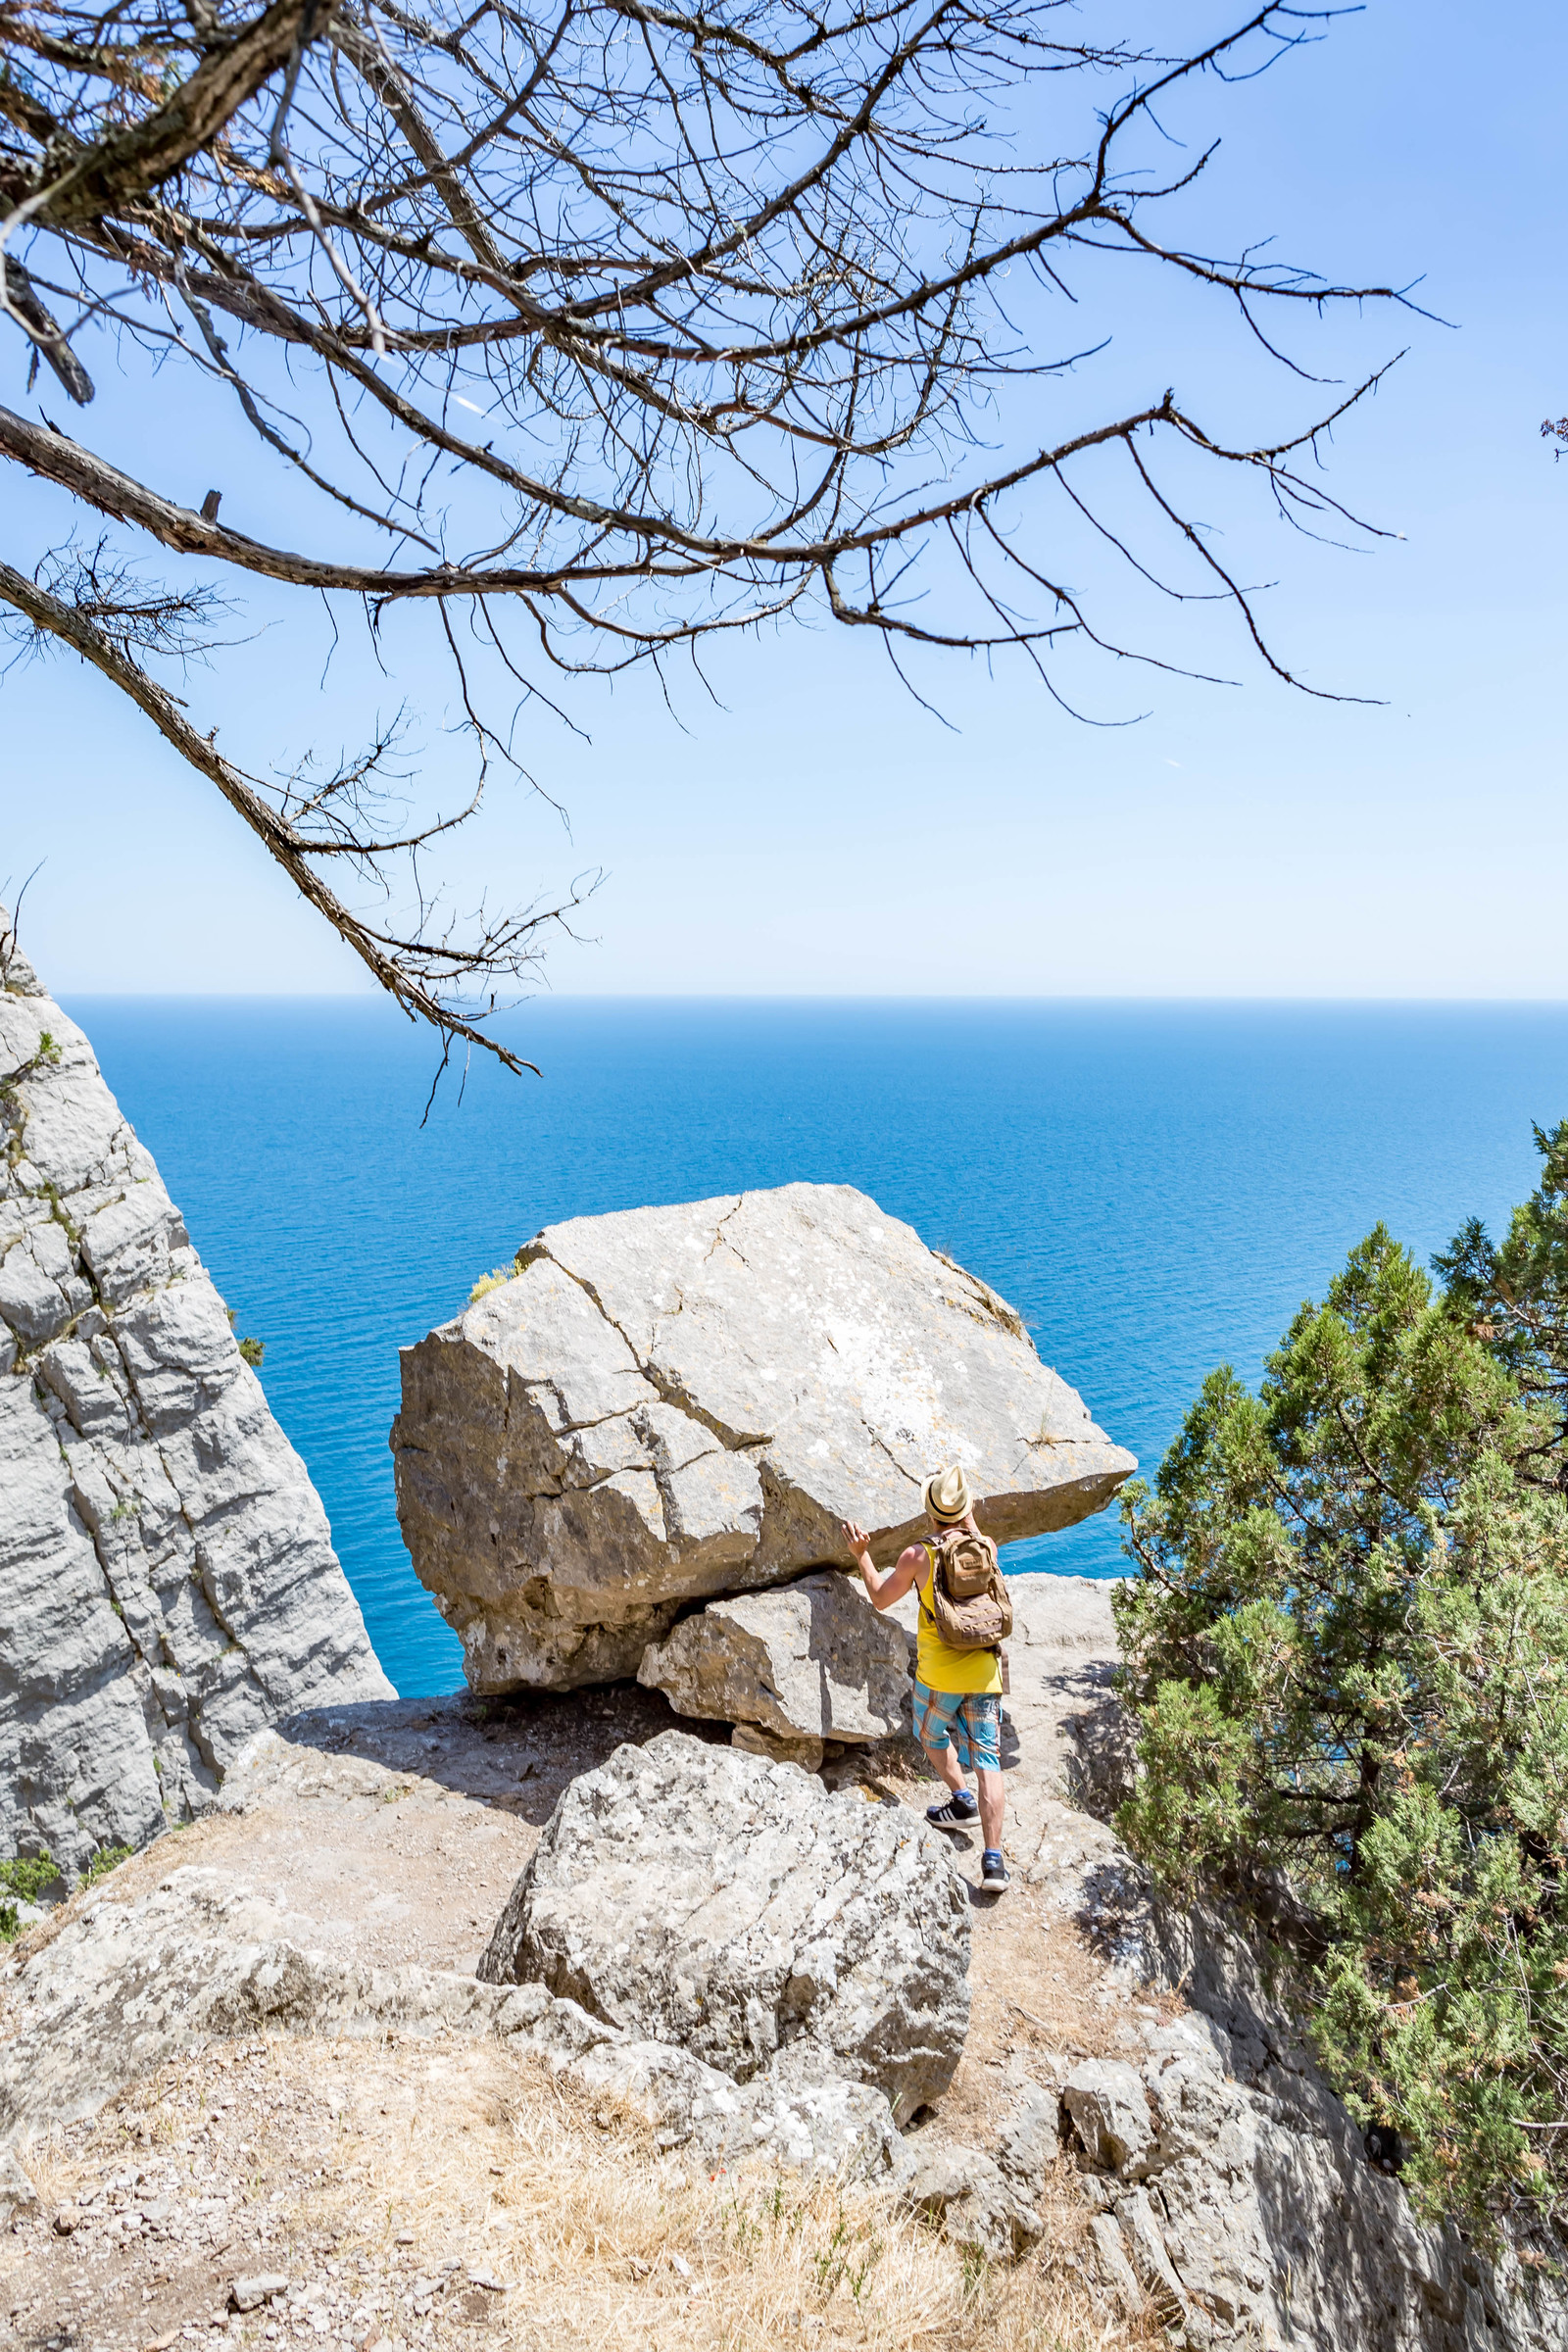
[926, 1790, 979, 1828]
[981, 1848, 1009, 1892]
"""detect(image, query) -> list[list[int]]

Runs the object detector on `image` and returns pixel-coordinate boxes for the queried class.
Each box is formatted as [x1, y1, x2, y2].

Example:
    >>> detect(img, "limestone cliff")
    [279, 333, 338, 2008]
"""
[0, 910, 391, 1878]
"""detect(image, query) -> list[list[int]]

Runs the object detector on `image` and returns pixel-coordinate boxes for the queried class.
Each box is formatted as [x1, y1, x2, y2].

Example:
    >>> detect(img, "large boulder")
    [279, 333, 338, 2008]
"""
[477, 1729, 970, 2117]
[637, 1572, 911, 1748]
[0, 913, 390, 1877]
[392, 1182, 1135, 1691]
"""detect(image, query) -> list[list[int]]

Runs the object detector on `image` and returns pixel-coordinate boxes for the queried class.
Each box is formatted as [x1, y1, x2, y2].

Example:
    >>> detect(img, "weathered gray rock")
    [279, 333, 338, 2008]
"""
[478, 1729, 970, 2118]
[1114, 2184, 1190, 2328]
[1088, 2211, 1143, 2316]
[1063, 2057, 1157, 2179]
[229, 2277, 290, 2314]
[0, 1864, 898, 2179]
[638, 1572, 911, 1747]
[572, 2035, 902, 2177]
[391, 1183, 1134, 1691]
[994, 2079, 1060, 2195]
[892, 2139, 1044, 2263]
[0, 912, 391, 1877]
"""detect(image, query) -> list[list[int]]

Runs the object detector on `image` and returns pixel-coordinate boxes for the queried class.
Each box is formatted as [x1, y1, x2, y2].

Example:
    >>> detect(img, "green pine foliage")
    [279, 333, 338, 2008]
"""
[1437, 1116, 1568, 1487]
[81, 1843, 135, 1887]
[1113, 1128, 1568, 2233]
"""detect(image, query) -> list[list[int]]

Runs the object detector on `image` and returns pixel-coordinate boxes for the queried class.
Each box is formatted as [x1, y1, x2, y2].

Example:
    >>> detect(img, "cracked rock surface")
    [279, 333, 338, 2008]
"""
[392, 1182, 1135, 1692]
[0, 914, 390, 1877]
[478, 1728, 970, 2118]
[637, 1569, 913, 1745]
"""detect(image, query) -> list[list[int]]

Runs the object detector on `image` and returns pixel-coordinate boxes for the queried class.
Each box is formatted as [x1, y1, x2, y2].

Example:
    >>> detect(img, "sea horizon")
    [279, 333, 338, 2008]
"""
[60, 993, 1568, 1696]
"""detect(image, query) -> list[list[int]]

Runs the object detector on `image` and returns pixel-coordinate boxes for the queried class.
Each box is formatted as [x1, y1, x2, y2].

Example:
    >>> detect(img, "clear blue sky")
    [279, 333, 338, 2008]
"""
[4, 0, 1564, 1000]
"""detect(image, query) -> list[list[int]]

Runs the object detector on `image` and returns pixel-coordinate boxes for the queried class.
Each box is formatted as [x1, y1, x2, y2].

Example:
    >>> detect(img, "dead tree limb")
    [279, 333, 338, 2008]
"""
[0, 0, 1414, 1054]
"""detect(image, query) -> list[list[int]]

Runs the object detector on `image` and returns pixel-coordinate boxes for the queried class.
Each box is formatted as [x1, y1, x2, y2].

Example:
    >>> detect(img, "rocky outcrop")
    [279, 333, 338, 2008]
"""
[478, 1729, 970, 2118]
[637, 1572, 911, 1752]
[392, 1182, 1135, 1692]
[0, 1862, 906, 2173]
[0, 913, 390, 1877]
[1023, 1830, 1568, 2350]
[0, 1865, 900, 2179]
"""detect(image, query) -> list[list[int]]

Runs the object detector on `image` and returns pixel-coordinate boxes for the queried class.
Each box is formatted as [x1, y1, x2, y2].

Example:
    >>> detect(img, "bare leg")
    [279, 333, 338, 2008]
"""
[922, 1740, 966, 1796]
[976, 1767, 1005, 1850]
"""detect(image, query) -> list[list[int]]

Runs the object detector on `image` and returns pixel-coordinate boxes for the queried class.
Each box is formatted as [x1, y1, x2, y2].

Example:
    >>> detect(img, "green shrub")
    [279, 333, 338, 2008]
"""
[1114, 1129, 1568, 2235]
[223, 1305, 266, 1367]
[0, 1851, 62, 1940]
[82, 1843, 135, 1887]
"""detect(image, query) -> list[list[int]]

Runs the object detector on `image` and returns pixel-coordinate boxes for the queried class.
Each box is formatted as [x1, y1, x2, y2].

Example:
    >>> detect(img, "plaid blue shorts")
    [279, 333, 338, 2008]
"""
[912, 1683, 1003, 1774]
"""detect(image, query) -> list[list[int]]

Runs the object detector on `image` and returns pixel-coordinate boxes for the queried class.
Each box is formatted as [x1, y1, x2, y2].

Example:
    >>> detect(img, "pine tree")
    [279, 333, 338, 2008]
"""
[1114, 1131, 1568, 2230]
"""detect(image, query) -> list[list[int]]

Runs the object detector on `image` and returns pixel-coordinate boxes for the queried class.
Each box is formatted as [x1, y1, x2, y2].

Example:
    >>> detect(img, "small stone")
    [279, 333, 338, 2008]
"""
[0, 2152, 37, 2225]
[51, 2206, 79, 2235]
[230, 2277, 290, 2314]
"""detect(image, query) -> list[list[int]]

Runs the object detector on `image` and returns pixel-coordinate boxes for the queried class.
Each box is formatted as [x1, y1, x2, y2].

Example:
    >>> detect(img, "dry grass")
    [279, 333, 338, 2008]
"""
[323, 2037, 1133, 2352]
[7, 2030, 1157, 2352]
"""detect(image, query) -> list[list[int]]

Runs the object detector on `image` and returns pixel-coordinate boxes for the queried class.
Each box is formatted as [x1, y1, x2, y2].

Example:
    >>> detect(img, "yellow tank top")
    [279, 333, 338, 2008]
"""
[914, 1544, 1004, 1696]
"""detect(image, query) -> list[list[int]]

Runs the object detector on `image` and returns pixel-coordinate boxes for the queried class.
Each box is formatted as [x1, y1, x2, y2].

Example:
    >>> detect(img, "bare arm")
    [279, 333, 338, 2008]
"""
[842, 1522, 927, 1611]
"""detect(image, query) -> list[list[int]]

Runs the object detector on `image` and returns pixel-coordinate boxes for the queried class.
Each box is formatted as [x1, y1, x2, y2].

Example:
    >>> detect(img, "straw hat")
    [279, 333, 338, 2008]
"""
[923, 1465, 973, 1525]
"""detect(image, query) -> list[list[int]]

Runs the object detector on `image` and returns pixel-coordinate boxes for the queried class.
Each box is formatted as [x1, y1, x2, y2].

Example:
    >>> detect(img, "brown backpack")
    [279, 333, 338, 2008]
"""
[926, 1527, 1012, 1653]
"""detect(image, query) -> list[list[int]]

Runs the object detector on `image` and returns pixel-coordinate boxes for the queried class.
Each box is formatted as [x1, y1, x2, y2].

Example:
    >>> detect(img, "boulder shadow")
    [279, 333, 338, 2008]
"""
[267, 1681, 733, 1828]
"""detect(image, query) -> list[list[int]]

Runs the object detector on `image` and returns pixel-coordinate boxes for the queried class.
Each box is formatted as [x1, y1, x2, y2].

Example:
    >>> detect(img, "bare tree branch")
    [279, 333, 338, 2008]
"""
[0, 551, 591, 1068]
[0, 0, 1408, 1054]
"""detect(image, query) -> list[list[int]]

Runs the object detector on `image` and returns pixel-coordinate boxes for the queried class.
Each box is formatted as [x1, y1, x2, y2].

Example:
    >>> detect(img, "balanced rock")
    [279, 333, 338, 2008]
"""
[478, 1729, 970, 2117]
[0, 913, 390, 1878]
[637, 1572, 911, 1749]
[393, 1182, 1135, 1691]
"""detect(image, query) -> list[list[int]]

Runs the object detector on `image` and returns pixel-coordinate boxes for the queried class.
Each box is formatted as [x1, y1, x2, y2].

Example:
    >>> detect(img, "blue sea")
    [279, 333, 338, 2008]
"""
[63, 998, 1568, 1697]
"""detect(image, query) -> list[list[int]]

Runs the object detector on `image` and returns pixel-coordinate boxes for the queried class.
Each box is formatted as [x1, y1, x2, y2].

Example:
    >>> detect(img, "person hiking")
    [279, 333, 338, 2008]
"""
[841, 1465, 1010, 1892]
